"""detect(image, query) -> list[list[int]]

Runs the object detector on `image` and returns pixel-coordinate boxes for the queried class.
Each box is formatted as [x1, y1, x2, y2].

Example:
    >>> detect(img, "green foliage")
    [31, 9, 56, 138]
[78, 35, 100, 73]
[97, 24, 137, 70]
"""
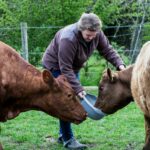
[80, 42, 129, 86]
[94, 0, 150, 50]
[93, 0, 119, 25]
[111, 42, 130, 65]
[1, 0, 150, 50]
[28, 47, 44, 67]
[93, 0, 148, 26]
[143, 23, 150, 43]
[0, 0, 92, 48]
[80, 52, 106, 86]
[0, 0, 150, 67]
[0, 0, 93, 65]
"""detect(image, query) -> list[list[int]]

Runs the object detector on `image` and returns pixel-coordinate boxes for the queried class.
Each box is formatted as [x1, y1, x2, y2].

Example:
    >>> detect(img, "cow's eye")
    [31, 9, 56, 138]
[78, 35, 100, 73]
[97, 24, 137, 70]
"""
[99, 86, 104, 91]
[67, 93, 72, 98]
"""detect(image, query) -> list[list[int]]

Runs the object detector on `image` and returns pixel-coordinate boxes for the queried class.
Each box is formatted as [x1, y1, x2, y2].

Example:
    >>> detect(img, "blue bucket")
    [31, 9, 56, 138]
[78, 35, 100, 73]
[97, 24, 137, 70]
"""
[80, 94, 106, 120]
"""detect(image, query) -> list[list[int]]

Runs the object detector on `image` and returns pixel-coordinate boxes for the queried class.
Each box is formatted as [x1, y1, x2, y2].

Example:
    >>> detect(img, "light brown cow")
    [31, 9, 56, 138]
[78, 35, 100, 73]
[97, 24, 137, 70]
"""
[95, 41, 150, 150]
[0, 41, 86, 150]
[131, 41, 150, 150]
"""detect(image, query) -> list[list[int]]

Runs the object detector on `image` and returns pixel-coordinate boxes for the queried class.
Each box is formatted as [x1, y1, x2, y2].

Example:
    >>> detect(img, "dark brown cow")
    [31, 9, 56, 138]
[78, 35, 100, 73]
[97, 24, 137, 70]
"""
[0, 41, 86, 149]
[95, 42, 150, 150]
[95, 65, 133, 114]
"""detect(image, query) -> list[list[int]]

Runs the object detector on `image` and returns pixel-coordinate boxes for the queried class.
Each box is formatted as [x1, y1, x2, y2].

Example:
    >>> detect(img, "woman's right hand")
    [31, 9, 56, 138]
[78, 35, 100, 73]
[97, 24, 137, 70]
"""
[77, 91, 86, 99]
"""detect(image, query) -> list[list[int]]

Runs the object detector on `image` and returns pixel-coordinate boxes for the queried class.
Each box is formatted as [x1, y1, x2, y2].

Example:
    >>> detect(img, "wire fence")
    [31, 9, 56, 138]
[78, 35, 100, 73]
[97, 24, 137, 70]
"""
[0, 22, 149, 85]
[3, 23, 147, 60]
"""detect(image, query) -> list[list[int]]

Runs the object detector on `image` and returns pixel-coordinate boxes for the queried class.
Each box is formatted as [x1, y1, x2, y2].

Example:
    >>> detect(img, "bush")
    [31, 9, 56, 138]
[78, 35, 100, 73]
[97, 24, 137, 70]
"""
[80, 42, 130, 86]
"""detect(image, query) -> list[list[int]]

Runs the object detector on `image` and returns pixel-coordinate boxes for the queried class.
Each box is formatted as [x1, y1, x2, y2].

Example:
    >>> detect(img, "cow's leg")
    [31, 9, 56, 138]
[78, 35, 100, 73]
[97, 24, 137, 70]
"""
[0, 143, 3, 150]
[143, 115, 150, 150]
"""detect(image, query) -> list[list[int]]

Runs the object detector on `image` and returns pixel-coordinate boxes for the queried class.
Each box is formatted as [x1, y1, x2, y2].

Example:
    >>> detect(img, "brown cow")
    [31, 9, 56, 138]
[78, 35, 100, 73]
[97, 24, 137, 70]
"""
[95, 65, 134, 114]
[0, 41, 86, 149]
[95, 41, 150, 150]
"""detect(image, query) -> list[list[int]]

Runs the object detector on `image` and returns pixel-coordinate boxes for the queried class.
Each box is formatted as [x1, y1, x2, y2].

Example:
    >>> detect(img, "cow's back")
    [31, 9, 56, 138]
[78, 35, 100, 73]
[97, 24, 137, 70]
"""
[0, 41, 28, 71]
[131, 41, 150, 116]
[0, 41, 41, 103]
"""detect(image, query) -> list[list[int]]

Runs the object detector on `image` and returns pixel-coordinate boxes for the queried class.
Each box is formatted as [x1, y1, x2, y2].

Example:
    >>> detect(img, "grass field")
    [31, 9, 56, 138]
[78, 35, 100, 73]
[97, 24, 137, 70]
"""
[0, 98, 145, 150]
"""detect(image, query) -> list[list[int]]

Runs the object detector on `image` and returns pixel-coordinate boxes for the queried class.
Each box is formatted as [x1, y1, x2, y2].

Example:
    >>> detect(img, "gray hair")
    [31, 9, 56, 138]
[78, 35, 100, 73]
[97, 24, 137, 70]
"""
[77, 13, 102, 32]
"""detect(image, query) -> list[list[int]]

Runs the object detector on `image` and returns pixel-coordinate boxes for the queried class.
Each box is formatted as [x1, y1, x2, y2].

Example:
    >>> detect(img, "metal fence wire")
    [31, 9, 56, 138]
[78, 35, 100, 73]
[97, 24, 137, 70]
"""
[0, 23, 149, 85]
[1, 23, 149, 64]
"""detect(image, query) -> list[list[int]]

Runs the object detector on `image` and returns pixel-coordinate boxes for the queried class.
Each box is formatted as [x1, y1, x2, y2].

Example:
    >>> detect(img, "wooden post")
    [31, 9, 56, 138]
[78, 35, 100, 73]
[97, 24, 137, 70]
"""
[21, 22, 28, 62]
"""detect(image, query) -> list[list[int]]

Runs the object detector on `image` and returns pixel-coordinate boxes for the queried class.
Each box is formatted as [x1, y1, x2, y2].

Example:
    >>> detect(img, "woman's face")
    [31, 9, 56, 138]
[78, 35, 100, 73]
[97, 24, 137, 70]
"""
[81, 29, 97, 42]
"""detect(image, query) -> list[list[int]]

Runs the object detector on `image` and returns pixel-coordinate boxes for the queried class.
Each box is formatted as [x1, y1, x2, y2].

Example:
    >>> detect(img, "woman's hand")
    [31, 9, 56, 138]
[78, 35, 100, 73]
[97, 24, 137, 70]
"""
[78, 91, 86, 99]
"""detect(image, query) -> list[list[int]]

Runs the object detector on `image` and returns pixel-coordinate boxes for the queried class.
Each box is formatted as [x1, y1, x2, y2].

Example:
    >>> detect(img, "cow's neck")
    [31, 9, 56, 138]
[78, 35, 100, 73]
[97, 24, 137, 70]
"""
[14, 65, 51, 105]
[9, 65, 48, 98]
[0, 65, 53, 120]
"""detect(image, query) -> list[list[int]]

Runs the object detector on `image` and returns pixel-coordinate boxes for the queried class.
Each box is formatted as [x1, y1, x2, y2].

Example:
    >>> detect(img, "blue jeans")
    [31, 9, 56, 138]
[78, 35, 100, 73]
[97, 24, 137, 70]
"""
[50, 70, 79, 142]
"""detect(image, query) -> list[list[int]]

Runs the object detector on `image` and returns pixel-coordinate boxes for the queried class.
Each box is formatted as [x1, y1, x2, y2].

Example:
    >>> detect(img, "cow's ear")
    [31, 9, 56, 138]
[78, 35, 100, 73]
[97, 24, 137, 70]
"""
[107, 68, 116, 82]
[42, 69, 54, 84]
[107, 68, 113, 81]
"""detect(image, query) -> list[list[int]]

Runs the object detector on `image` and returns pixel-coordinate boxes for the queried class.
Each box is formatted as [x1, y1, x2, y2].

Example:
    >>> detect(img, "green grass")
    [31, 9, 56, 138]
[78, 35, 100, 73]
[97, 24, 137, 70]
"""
[0, 101, 145, 150]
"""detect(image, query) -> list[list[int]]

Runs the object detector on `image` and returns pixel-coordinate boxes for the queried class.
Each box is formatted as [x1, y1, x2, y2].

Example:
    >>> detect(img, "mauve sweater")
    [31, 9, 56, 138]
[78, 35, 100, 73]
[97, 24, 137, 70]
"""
[42, 23, 124, 94]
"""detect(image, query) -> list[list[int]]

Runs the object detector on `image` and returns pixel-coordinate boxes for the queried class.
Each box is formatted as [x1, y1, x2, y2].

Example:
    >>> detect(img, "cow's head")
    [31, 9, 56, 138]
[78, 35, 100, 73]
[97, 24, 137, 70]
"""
[95, 66, 134, 114]
[40, 70, 87, 124]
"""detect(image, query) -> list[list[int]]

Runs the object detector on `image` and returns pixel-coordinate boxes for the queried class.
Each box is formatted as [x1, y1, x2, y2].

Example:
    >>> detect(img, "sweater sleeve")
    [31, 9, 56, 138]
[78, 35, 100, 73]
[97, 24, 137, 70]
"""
[58, 38, 84, 94]
[97, 31, 125, 68]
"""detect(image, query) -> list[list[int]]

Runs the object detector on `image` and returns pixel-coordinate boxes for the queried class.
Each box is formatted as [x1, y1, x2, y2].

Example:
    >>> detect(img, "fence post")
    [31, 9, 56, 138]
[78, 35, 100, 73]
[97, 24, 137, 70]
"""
[21, 22, 29, 62]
